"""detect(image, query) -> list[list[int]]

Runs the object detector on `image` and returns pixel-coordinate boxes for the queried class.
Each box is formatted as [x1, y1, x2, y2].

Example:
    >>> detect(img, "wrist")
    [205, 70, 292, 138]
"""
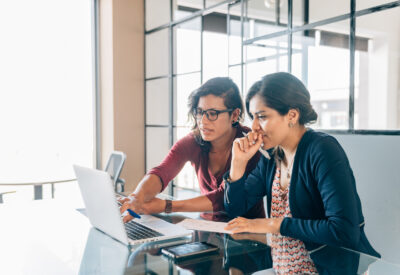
[132, 191, 144, 202]
[273, 217, 284, 234]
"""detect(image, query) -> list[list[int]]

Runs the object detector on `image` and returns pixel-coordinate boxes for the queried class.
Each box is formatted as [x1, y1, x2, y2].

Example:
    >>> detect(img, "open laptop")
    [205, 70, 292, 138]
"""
[73, 165, 192, 246]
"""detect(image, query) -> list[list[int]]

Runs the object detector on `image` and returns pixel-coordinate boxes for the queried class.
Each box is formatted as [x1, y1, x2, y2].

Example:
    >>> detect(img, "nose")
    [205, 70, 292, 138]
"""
[251, 117, 260, 131]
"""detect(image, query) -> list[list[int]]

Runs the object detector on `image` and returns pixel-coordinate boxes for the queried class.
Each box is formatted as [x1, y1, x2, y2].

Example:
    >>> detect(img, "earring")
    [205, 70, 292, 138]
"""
[289, 122, 294, 128]
[232, 121, 239, 127]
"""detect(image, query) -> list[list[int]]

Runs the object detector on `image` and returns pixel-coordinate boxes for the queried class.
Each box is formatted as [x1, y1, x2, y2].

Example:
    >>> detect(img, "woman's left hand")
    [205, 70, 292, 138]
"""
[224, 217, 283, 234]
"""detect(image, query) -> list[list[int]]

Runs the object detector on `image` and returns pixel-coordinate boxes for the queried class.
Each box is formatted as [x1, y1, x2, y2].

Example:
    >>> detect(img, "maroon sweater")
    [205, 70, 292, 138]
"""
[148, 125, 265, 218]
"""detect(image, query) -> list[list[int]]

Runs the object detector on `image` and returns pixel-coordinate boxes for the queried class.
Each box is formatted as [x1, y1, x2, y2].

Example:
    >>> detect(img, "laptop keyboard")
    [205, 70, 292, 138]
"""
[117, 198, 164, 240]
[125, 220, 164, 240]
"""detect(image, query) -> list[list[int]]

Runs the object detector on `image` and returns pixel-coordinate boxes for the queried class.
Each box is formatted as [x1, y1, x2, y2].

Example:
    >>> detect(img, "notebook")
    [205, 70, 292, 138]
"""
[73, 165, 192, 246]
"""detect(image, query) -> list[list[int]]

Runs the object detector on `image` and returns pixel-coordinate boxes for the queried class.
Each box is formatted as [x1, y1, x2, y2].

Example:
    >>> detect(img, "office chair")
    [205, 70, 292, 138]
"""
[104, 151, 126, 194]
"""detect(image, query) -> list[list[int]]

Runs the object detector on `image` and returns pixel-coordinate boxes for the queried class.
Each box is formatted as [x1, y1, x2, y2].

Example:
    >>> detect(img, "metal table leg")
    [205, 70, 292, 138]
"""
[34, 185, 43, 200]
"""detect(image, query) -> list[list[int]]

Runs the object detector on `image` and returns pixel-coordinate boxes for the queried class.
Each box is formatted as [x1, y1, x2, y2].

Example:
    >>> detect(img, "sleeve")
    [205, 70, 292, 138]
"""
[224, 158, 267, 218]
[280, 136, 362, 249]
[147, 134, 194, 191]
[204, 187, 225, 212]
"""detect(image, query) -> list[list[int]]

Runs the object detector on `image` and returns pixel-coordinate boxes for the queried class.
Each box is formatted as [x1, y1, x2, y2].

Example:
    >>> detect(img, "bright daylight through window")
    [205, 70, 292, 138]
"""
[0, 0, 95, 203]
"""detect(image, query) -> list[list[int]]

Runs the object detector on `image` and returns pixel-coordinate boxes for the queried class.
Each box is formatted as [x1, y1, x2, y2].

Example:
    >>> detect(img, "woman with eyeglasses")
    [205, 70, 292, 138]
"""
[120, 77, 265, 222]
[223, 72, 380, 274]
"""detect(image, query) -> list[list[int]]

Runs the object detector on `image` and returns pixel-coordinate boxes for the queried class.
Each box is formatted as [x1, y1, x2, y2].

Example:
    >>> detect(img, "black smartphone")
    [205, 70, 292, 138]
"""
[161, 242, 219, 261]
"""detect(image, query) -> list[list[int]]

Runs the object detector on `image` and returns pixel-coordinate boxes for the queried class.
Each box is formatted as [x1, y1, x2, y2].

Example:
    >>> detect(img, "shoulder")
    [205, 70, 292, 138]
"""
[306, 130, 344, 156]
[300, 130, 348, 167]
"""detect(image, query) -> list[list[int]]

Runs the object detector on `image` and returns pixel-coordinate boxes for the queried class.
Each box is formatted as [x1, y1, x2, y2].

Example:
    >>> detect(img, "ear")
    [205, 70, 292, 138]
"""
[287, 108, 300, 125]
[231, 108, 241, 122]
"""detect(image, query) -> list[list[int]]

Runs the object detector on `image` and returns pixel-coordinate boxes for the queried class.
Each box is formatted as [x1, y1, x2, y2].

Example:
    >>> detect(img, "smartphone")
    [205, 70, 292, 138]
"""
[161, 242, 219, 261]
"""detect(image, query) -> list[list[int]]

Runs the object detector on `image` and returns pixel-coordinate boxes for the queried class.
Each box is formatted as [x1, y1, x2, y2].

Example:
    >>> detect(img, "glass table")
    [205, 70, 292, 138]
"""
[0, 200, 399, 275]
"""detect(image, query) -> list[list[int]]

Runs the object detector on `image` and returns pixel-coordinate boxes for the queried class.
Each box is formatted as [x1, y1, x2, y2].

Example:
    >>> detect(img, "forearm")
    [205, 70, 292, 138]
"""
[171, 195, 213, 212]
[133, 174, 163, 202]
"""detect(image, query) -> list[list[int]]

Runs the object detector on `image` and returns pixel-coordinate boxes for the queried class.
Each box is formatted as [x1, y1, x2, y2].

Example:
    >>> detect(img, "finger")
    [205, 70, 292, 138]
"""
[225, 223, 235, 230]
[233, 139, 241, 151]
[226, 224, 247, 234]
[243, 137, 251, 152]
[238, 138, 245, 152]
[255, 133, 263, 146]
[118, 197, 130, 204]
[119, 201, 131, 214]
[122, 211, 134, 223]
[227, 217, 239, 225]
[249, 132, 259, 145]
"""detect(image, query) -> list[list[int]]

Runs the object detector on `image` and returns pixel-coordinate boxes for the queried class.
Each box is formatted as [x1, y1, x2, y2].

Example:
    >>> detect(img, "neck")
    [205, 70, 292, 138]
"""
[281, 126, 307, 160]
[210, 127, 237, 153]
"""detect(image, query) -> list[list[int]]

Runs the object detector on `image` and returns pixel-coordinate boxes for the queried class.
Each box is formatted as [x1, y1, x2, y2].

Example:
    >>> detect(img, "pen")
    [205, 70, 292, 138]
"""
[127, 208, 141, 219]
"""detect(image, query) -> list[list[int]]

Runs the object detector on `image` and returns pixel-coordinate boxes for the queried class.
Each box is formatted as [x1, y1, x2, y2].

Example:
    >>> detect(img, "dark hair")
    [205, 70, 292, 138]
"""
[187, 77, 243, 151]
[245, 72, 317, 125]
[246, 72, 318, 163]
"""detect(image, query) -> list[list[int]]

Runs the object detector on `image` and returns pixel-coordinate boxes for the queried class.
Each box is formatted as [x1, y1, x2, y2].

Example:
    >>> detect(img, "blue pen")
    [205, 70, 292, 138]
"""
[127, 208, 141, 219]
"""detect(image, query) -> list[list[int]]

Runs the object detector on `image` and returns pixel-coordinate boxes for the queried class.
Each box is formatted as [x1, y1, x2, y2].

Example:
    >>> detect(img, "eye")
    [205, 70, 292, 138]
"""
[256, 115, 267, 121]
[208, 110, 218, 117]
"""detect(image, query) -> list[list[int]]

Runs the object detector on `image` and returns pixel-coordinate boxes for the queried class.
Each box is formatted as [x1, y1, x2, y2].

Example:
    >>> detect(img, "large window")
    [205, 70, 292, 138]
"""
[145, 0, 400, 195]
[0, 0, 96, 203]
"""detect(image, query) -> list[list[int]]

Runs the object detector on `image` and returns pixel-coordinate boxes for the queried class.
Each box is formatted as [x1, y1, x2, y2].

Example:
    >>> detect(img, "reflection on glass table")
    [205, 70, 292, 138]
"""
[80, 210, 400, 275]
[1, 201, 399, 275]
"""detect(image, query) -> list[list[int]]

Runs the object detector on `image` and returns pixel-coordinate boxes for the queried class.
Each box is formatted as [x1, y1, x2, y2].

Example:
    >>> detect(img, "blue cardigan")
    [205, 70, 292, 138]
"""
[224, 129, 380, 273]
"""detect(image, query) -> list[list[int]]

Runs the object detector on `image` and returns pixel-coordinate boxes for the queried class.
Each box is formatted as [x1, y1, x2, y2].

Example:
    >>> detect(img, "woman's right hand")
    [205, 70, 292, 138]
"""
[230, 132, 263, 181]
[119, 193, 145, 223]
[119, 194, 167, 223]
[232, 132, 263, 162]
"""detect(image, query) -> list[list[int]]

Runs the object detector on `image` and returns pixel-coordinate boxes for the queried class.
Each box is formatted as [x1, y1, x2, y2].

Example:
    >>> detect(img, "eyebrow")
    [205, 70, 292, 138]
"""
[197, 107, 223, 111]
[254, 111, 266, 115]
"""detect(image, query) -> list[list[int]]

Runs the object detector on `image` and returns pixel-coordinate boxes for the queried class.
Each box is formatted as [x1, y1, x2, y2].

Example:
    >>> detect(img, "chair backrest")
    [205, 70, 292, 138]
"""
[104, 151, 126, 193]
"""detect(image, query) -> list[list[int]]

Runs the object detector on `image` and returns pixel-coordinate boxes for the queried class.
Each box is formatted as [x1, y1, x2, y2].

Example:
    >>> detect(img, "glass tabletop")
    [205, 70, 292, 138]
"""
[81, 211, 400, 275]
[1, 200, 399, 275]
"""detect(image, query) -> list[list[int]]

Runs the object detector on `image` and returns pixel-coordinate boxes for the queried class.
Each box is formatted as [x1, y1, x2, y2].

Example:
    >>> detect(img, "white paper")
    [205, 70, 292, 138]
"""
[178, 218, 233, 234]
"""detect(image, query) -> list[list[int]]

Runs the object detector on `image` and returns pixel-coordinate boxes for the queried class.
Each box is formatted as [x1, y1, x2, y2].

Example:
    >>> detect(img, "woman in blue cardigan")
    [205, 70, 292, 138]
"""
[223, 72, 380, 274]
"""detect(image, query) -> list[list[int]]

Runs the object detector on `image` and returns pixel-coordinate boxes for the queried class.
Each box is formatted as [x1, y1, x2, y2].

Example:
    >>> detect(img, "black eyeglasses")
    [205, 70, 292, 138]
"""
[193, 108, 233, 121]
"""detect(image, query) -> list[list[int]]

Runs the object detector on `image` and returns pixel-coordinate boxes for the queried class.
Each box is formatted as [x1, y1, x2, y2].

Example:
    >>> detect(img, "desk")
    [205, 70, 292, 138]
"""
[0, 200, 399, 275]
[0, 178, 76, 200]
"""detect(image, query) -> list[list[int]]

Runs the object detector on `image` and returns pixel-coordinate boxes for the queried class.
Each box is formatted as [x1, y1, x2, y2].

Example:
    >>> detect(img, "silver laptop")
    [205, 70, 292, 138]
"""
[73, 165, 192, 246]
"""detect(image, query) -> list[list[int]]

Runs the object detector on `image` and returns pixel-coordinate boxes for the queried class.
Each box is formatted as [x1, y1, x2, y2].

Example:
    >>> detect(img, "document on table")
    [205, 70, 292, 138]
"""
[178, 218, 233, 234]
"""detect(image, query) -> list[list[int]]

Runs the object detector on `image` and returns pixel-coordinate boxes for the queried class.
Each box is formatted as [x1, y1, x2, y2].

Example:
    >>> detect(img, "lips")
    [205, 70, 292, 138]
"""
[200, 128, 213, 134]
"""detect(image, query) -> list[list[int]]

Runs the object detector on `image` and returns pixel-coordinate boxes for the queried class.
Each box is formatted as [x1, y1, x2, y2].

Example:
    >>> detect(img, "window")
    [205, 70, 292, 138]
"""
[145, 0, 400, 195]
[0, 0, 96, 203]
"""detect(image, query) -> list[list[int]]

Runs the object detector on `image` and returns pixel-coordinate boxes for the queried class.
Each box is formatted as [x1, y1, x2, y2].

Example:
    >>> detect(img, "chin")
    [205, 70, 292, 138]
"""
[261, 138, 274, 150]
[200, 133, 213, 141]
[262, 144, 273, 150]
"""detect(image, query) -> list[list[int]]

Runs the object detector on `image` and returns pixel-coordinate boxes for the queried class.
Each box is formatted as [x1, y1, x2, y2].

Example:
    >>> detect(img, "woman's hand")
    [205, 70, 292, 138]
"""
[119, 195, 166, 223]
[224, 217, 283, 234]
[232, 132, 263, 162]
[230, 132, 263, 181]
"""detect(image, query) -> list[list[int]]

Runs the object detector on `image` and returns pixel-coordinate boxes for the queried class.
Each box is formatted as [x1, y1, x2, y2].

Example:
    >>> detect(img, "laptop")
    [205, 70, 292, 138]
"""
[73, 165, 192, 246]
